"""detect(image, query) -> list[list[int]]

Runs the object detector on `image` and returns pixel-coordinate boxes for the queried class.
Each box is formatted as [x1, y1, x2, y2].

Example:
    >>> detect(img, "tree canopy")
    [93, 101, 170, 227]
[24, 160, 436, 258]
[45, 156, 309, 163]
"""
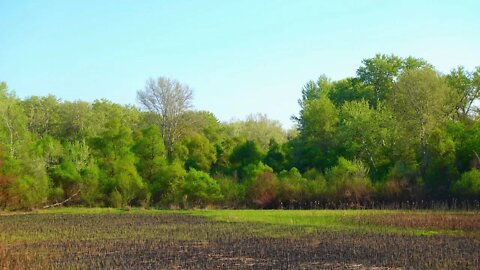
[1, 54, 479, 210]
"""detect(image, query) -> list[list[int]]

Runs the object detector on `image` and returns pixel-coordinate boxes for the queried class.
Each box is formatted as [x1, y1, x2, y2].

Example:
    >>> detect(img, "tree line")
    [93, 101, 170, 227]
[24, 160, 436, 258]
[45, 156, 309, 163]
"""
[0, 54, 479, 210]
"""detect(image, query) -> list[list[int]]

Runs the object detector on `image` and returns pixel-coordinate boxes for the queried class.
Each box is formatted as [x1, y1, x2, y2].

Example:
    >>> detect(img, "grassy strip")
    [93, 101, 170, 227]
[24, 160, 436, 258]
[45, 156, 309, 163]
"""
[187, 209, 478, 236]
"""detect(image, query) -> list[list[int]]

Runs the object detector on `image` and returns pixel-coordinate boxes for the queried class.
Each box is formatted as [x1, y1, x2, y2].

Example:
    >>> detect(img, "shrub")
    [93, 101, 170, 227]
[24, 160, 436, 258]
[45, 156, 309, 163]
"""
[216, 175, 246, 208]
[376, 179, 407, 201]
[303, 168, 327, 201]
[451, 169, 480, 199]
[151, 161, 187, 206]
[181, 169, 223, 208]
[109, 189, 123, 208]
[278, 167, 308, 204]
[9, 175, 49, 210]
[247, 171, 279, 208]
[326, 157, 373, 203]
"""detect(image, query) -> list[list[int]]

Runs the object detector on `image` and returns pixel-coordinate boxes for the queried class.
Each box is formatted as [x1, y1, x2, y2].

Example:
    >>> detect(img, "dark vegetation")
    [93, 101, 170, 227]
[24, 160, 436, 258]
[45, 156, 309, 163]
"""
[1, 211, 479, 269]
[0, 54, 480, 210]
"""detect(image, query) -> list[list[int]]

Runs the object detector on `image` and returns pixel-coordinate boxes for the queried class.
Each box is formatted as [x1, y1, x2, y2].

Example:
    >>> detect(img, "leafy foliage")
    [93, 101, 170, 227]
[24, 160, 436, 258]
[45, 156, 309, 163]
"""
[182, 169, 223, 207]
[451, 170, 480, 199]
[0, 54, 479, 209]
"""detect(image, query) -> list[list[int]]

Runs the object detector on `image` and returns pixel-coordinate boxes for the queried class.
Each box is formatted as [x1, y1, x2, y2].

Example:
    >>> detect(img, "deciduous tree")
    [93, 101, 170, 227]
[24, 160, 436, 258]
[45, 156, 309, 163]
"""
[137, 77, 193, 159]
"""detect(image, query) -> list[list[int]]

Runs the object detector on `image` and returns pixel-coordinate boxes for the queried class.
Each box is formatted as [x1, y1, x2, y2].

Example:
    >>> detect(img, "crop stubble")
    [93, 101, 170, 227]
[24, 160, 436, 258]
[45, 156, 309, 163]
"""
[0, 212, 478, 269]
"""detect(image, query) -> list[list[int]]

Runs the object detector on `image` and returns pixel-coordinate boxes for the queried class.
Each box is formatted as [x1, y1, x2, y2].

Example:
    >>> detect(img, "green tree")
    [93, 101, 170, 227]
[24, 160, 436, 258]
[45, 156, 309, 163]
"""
[22, 95, 61, 137]
[91, 99, 141, 136]
[296, 75, 333, 111]
[57, 101, 93, 141]
[328, 78, 375, 107]
[183, 133, 217, 172]
[446, 66, 480, 119]
[90, 118, 145, 207]
[229, 140, 264, 180]
[263, 139, 287, 173]
[303, 168, 327, 202]
[357, 54, 431, 104]
[339, 100, 394, 180]
[448, 121, 480, 174]
[183, 111, 226, 144]
[0, 82, 29, 159]
[132, 125, 167, 184]
[424, 128, 458, 198]
[33, 135, 63, 173]
[389, 68, 458, 176]
[211, 137, 240, 175]
[50, 140, 99, 206]
[292, 93, 339, 171]
[0, 83, 50, 209]
[0, 148, 15, 209]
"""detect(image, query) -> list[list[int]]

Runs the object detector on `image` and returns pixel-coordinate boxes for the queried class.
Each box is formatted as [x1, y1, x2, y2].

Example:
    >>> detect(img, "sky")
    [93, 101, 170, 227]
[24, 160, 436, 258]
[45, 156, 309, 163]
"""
[1, 0, 479, 129]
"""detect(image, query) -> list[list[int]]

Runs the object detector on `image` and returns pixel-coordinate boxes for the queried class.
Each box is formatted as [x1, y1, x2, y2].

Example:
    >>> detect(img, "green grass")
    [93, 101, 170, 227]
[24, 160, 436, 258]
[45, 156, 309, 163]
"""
[188, 209, 476, 236]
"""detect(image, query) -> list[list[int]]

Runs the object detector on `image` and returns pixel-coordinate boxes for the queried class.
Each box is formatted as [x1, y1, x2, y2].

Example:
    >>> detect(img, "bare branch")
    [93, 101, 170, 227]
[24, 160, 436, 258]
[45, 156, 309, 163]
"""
[42, 190, 80, 209]
[137, 77, 193, 158]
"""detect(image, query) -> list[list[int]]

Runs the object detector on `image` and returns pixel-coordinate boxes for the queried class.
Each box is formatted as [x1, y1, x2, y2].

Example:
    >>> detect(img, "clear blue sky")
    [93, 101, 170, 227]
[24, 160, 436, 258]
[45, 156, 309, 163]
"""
[1, 0, 479, 128]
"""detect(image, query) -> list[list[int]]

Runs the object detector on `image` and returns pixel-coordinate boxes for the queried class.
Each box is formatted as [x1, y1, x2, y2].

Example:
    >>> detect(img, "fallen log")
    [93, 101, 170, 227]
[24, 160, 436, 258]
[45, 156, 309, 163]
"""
[42, 190, 80, 209]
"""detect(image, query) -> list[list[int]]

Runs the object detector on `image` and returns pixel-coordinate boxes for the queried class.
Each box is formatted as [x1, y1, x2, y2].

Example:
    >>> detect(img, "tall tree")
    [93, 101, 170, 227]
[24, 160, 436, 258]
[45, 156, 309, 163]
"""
[446, 66, 480, 118]
[229, 140, 264, 180]
[22, 95, 61, 137]
[357, 54, 403, 103]
[137, 77, 193, 159]
[132, 125, 167, 184]
[58, 101, 93, 141]
[0, 82, 29, 159]
[328, 78, 375, 107]
[339, 100, 394, 180]
[293, 93, 339, 171]
[389, 68, 457, 176]
[356, 54, 431, 104]
[90, 118, 145, 207]
[263, 139, 287, 173]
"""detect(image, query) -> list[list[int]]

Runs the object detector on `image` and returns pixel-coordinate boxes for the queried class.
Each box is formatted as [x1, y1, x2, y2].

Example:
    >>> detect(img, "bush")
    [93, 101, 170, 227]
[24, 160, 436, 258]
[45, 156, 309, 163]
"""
[151, 161, 187, 206]
[247, 171, 279, 208]
[181, 169, 223, 208]
[326, 157, 373, 204]
[216, 175, 245, 208]
[303, 168, 327, 201]
[109, 189, 123, 208]
[278, 168, 308, 204]
[79, 164, 101, 206]
[451, 170, 480, 199]
[375, 179, 409, 202]
[9, 175, 49, 210]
